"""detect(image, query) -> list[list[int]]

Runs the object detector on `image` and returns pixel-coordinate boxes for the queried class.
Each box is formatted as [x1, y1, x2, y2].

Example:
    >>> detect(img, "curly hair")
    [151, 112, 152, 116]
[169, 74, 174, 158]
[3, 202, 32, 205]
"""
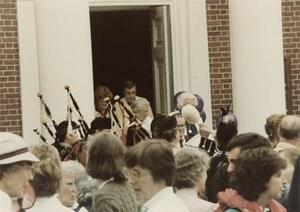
[86, 132, 126, 183]
[230, 147, 286, 201]
[94, 86, 113, 103]
[174, 147, 210, 189]
[30, 144, 61, 197]
[265, 114, 285, 146]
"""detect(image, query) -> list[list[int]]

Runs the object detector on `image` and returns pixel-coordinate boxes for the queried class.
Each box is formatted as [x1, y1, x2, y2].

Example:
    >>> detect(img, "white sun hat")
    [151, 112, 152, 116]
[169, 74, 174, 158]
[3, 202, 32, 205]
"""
[0, 132, 39, 165]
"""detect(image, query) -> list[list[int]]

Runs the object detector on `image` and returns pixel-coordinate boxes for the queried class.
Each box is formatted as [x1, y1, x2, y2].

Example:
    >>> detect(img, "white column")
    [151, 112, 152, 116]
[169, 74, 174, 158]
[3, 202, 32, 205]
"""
[34, 0, 94, 126]
[17, 0, 40, 145]
[229, 0, 286, 134]
[188, 0, 212, 128]
[172, 0, 212, 127]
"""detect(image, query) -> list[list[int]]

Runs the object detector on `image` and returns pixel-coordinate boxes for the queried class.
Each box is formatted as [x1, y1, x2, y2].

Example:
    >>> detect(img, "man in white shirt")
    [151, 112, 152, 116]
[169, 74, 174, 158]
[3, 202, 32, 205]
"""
[125, 140, 190, 212]
[0, 132, 39, 212]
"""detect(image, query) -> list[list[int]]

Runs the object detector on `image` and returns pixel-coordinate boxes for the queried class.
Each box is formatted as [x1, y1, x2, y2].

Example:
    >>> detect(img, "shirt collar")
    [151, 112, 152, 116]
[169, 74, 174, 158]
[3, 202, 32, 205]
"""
[0, 189, 13, 207]
[143, 187, 174, 209]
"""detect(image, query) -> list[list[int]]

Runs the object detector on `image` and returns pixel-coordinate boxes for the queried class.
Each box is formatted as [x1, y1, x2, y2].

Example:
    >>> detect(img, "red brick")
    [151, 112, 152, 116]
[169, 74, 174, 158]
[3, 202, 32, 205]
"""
[206, 0, 233, 126]
[0, 0, 22, 135]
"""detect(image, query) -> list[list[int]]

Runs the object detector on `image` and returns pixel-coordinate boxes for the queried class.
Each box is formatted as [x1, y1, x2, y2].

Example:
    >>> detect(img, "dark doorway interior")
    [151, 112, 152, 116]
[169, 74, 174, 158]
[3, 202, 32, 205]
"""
[90, 10, 154, 111]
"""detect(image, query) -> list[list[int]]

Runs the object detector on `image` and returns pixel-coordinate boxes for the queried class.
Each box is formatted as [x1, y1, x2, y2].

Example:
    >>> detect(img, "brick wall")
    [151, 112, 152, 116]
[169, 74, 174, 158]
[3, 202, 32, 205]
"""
[206, 0, 233, 127]
[282, 0, 300, 115]
[0, 0, 22, 135]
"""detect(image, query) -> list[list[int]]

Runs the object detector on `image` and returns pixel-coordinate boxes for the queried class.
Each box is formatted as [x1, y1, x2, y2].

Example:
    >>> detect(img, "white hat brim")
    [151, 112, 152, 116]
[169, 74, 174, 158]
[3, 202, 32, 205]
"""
[0, 151, 39, 165]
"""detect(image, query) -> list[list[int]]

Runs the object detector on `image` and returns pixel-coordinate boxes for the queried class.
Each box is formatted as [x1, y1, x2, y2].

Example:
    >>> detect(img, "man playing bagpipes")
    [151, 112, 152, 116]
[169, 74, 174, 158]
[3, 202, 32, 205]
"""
[54, 120, 81, 161]
[125, 98, 152, 146]
[113, 80, 153, 141]
[34, 87, 90, 165]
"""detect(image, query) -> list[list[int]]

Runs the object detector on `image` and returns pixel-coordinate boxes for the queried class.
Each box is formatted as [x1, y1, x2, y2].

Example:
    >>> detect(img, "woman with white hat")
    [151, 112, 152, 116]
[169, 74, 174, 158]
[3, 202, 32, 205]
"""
[0, 132, 39, 212]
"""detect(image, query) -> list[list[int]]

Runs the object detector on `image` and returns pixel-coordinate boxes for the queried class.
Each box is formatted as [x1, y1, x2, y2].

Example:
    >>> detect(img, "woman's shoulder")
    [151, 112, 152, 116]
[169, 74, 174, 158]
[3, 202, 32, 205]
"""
[95, 181, 134, 196]
[93, 181, 137, 211]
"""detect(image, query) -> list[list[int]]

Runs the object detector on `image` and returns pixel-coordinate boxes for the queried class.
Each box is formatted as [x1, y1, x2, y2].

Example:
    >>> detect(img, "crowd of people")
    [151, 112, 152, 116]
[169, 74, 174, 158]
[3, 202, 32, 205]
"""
[1, 80, 300, 212]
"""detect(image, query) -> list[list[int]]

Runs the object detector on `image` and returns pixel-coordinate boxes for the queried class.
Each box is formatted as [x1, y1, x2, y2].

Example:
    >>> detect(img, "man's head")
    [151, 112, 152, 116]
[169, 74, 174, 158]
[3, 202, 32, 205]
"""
[123, 80, 136, 104]
[226, 132, 271, 173]
[0, 133, 39, 198]
[279, 115, 300, 148]
[56, 121, 79, 145]
[125, 140, 175, 204]
[89, 117, 111, 135]
[151, 116, 179, 143]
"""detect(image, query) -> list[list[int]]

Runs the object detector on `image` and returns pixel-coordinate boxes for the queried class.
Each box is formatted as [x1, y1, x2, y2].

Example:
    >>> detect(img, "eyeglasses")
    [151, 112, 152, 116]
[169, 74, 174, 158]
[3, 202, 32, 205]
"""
[123, 167, 150, 180]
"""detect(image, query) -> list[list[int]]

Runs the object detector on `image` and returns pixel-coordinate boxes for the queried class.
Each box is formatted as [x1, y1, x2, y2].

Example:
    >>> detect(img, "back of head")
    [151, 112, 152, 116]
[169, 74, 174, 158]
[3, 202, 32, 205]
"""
[279, 115, 300, 141]
[174, 147, 210, 189]
[130, 98, 149, 114]
[215, 106, 238, 151]
[230, 147, 286, 201]
[151, 116, 178, 143]
[30, 143, 61, 197]
[226, 132, 271, 152]
[216, 121, 238, 151]
[86, 132, 126, 182]
[125, 139, 175, 186]
[89, 117, 111, 134]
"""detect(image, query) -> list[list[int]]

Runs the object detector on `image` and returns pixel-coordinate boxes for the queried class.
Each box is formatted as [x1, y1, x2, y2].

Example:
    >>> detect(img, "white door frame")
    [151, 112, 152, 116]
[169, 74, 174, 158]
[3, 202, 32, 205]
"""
[17, 0, 213, 146]
[88, 0, 213, 128]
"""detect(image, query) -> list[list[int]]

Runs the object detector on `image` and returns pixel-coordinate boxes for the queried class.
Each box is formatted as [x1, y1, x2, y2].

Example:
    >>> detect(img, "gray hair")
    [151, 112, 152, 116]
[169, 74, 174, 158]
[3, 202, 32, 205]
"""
[61, 160, 85, 175]
[130, 98, 150, 114]
[174, 147, 210, 189]
[279, 115, 300, 140]
[60, 161, 99, 206]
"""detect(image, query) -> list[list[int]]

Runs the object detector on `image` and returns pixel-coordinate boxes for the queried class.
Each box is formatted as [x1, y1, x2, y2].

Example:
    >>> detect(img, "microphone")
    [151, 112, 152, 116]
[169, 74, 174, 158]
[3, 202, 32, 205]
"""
[103, 95, 120, 105]
[112, 95, 135, 119]
[112, 95, 121, 105]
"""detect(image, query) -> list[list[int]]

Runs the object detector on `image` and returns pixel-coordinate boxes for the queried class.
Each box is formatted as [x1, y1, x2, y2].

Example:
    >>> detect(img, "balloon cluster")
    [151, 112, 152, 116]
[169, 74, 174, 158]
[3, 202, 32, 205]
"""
[173, 91, 206, 123]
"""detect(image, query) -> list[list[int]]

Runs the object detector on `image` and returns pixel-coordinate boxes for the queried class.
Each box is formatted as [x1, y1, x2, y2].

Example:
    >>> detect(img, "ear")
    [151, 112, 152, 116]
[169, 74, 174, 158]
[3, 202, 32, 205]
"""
[226, 104, 231, 113]
[65, 133, 73, 140]
[220, 107, 226, 116]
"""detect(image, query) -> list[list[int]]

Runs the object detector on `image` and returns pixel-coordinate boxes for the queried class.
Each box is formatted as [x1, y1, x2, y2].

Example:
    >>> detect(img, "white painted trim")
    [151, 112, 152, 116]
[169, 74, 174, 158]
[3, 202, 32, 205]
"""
[17, 0, 41, 145]
[88, 0, 173, 7]
[87, 0, 212, 127]
[17, 0, 213, 135]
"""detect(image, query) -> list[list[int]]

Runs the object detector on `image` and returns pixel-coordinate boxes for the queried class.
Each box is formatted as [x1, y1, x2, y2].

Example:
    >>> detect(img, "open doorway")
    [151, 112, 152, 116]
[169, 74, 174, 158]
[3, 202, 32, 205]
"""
[90, 6, 173, 114]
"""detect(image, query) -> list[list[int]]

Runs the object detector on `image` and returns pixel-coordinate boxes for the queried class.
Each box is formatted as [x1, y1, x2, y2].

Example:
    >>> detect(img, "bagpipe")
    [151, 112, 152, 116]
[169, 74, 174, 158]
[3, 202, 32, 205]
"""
[107, 95, 150, 145]
[33, 86, 89, 164]
[126, 118, 151, 146]
[180, 104, 220, 156]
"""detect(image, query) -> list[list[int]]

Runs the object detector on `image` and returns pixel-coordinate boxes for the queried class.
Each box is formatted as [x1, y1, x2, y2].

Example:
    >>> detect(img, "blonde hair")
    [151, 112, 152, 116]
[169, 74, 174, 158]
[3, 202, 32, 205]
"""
[30, 144, 62, 197]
